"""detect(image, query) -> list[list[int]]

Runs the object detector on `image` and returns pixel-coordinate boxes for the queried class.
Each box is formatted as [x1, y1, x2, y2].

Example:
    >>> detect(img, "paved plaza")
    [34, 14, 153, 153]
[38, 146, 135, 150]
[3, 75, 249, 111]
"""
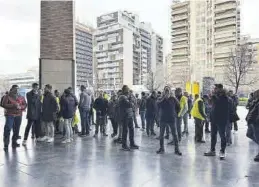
[0, 107, 258, 187]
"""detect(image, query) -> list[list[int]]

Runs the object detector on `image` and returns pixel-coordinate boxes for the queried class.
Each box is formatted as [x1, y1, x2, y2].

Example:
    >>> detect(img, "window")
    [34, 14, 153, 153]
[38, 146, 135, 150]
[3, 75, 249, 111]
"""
[99, 45, 103, 50]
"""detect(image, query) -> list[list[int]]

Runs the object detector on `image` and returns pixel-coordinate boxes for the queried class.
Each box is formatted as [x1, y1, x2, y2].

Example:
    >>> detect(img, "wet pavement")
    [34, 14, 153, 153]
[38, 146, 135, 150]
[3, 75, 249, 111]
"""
[0, 107, 258, 187]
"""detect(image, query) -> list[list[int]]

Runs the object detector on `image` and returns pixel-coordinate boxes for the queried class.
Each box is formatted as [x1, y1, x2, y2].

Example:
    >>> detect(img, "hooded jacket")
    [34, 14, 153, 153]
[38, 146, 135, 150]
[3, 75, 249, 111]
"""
[60, 94, 78, 119]
[41, 92, 59, 122]
[26, 90, 41, 120]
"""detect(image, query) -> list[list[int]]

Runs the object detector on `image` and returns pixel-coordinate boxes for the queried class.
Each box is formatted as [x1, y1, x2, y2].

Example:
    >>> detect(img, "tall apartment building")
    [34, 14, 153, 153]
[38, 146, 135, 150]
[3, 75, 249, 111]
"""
[170, 0, 240, 87]
[94, 11, 163, 90]
[75, 22, 94, 87]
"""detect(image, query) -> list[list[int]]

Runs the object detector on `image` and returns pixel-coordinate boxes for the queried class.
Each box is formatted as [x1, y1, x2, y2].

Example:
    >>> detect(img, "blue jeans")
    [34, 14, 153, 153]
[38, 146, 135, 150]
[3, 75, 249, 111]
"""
[4, 115, 22, 146]
[79, 108, 89, 135]
[139, 111, 146, 129]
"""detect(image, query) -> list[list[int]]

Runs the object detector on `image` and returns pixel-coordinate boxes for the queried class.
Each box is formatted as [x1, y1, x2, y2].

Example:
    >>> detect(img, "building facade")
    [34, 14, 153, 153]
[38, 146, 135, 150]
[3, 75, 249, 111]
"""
[94, 11, 163, 90]
[75, 22, 94, 87]
[170, 0, 240, 88]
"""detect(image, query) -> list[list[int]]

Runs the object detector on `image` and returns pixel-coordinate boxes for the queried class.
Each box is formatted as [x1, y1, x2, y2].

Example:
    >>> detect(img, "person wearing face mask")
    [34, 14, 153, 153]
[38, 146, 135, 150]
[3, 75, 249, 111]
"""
[22, 83, 42, 146]
[2, 85, 27, 151]
[156, 86, 182, 156]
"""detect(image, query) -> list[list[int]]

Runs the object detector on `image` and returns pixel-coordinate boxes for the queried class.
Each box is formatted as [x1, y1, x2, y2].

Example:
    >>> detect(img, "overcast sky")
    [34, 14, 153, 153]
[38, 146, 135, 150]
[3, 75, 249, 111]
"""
[0, 0, 258, 75]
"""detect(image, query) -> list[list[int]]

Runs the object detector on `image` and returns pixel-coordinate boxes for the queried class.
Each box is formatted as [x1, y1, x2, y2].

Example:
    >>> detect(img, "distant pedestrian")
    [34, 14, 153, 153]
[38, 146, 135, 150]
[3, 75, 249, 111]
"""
[146, 91, 157, 136]
[138, 92, 147, 130]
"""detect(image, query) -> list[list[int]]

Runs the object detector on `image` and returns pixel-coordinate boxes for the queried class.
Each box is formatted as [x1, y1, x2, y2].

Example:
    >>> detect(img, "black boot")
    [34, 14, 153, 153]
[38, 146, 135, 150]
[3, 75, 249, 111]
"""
[156, 148, 165, 154]
[122, 145, 131, 151]
[130, 144, 139, 150]
[164, 135, 169, 139]
[254, 153, 259, 162]
[175, 148, 182, 156]
[12, 142, 20, 148]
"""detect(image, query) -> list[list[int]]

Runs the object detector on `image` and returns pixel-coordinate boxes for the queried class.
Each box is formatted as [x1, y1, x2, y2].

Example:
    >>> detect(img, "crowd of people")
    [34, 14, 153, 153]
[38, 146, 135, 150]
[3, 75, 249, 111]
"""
[1, 82, 259, 162]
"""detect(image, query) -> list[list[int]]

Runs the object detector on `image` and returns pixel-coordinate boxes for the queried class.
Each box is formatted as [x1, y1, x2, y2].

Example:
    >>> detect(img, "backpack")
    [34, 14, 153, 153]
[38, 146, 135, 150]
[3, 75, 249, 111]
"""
[0, 95, 6, 108]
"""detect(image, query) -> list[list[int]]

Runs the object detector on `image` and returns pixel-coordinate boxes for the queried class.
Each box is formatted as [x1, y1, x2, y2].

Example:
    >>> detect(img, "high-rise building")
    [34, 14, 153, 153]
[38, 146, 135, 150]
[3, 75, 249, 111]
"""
[75, 22, 94, 87]
[170, 0, 240, 87]
[94, 11, 163, 90]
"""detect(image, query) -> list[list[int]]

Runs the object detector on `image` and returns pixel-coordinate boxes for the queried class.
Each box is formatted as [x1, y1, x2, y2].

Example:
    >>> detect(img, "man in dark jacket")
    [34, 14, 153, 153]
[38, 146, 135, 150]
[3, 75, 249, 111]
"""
[129, 90, 140, 128]
[114, 90, 123, 143]
[156, 86, 182, 156]
[108, 94, 118, 138]
[146, 91, 157, 136]
[138, 92, 146, 130]
[93, 91, 109, 137]
[204, 84, 230, 160]
[68, 87, 79, 133]
[119, 85, 139, 151]
[60, 89, 78, 143]
[22, 83, 42, 146]
[41, 84, 59, 143]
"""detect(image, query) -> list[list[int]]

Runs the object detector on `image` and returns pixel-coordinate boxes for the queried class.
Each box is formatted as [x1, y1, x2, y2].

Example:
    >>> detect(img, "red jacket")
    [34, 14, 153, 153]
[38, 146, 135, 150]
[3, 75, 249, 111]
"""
[3, 94, 27, 116]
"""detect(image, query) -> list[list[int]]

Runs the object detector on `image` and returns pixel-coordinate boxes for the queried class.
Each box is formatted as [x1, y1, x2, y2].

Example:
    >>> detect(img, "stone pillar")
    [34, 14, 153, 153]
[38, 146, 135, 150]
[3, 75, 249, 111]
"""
[39, 0, 76, 92]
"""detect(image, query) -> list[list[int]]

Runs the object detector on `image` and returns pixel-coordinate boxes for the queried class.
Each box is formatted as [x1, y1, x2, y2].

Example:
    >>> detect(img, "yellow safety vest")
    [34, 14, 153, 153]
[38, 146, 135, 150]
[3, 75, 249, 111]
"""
[191, 98, 205, 120]
[178, 96, 188, 117]
[40, 95, 44, 103]
[56, 97, 60, 112]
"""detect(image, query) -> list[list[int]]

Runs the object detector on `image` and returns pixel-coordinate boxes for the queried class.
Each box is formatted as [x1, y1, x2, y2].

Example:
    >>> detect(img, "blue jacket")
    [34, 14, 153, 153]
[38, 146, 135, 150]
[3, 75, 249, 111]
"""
[60, 94, 78, 119]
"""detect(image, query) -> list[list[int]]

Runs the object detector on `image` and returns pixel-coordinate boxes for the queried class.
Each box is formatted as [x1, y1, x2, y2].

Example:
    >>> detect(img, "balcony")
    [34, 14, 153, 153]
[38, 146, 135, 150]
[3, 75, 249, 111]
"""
[172, 29, 188, 36]
[215, 12, 236, 20]
[172, 50, 188, 55]
[214, 20, 236, 28]
[214, 52, 230, 59]
[172, 58, 188, 63]
[215, 36, 236, 44]
[171, 8, 188, 16]
[171, 1, 188, 9]
[171, 22, 188, 29]
[172, 43, 188, 49]
[215, 4, 236, 13]
[172, 36, 188, 43]
[215, 0, 236, 5]
[172, 14, 188, 22]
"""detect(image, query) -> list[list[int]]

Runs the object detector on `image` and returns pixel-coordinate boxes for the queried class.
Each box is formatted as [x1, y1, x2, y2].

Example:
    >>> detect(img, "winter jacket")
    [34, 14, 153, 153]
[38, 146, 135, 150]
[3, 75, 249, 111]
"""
[158, 96, 180, 123]
[146, 96, 157, 118]
[26, 90, 41, 120]
[108, 99, 116, 119]
[138, 97, 146, 112]
[41, 92, 59, 122]
[211, 91, 230, 125]
[119, 95, 134, 119]
[93, 97, 108, 117]
[60, 94, 78, 119]
[79, 92, 91, 110]
[246, 99, 259, 125]
[2, 93, 27, 116]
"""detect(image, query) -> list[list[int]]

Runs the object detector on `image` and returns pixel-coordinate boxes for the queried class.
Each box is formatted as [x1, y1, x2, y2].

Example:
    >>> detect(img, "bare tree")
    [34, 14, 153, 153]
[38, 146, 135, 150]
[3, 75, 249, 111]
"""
[225, 43, 258, 93]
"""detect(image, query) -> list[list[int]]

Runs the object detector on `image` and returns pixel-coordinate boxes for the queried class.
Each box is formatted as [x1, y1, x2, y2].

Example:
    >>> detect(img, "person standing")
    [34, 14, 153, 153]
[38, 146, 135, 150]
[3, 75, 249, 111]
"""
[204, 84, 230, 160]
[245, 90, 259, 162]
[78, 85, 91, 137]
[156, 86, 182, 155]
[229, 90, 239, 132]
[203, 95, 212, 133]
[108, 95, 118, 138]
[41, 84, 59, 143]
[22, 83, 42, 146]
[138, 92, 147, 130]
[93, 92, 109, 137]
[2, 85, 27, 151]
[188, 94, 193, 119]
[60, 89, 78, 143]
[114, 90, 123, 143]
[129, 90, 140, 128]
[191, 94, 206, 143]
[175, 88, 188, 140]
[146, 91, 157, 136]
[119, 85, 139, 151]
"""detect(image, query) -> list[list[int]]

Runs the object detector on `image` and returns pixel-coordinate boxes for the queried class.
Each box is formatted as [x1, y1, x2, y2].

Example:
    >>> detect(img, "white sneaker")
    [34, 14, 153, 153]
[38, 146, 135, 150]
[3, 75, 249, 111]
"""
[36, 136, 47, 142]
[22, 140, 27, 146]
[61, 139, 68, 144]
[219, 151, 226, 160]
[67, 139, 71, 143]
[47, 138, 54, 143]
